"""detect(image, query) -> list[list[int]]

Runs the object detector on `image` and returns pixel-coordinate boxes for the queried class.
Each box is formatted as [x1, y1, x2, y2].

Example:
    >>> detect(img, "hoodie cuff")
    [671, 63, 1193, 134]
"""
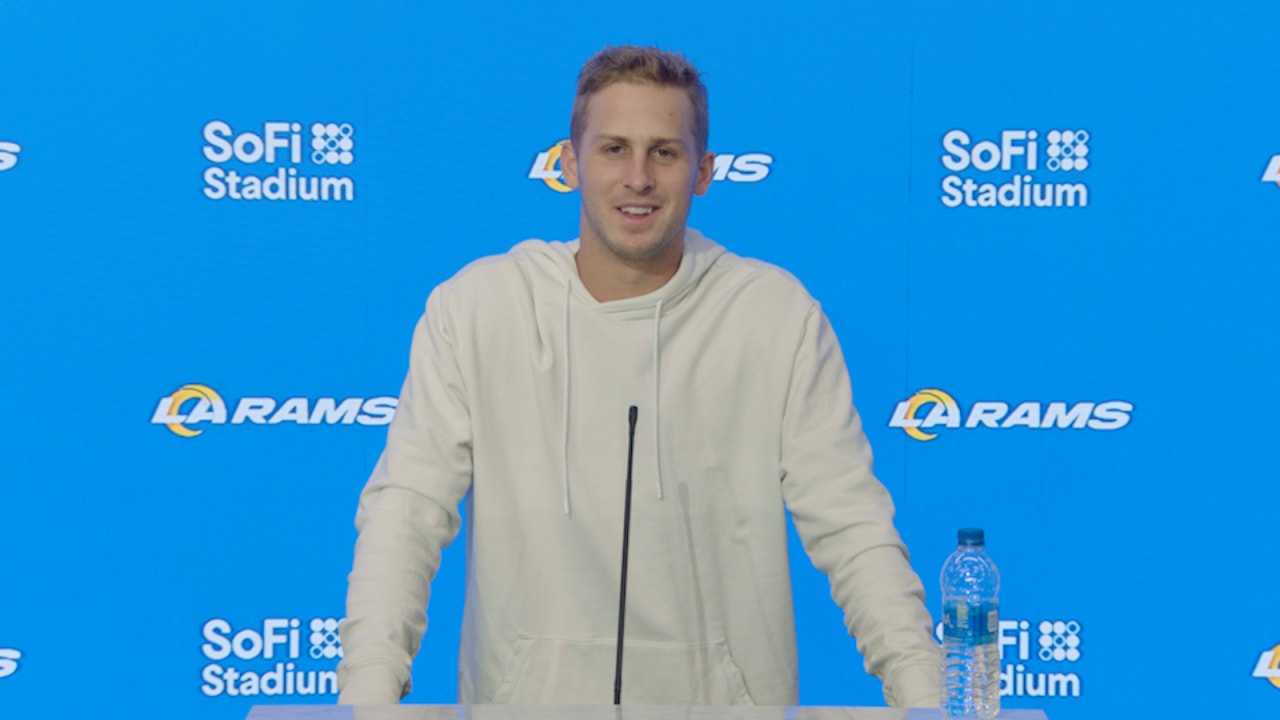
[337, 662, 406, 705]
[884, 662, 941, 708]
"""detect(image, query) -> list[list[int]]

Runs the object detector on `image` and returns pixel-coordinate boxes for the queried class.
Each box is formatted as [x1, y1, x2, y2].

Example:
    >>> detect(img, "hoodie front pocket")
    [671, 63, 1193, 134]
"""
[490, 633, 754, 706]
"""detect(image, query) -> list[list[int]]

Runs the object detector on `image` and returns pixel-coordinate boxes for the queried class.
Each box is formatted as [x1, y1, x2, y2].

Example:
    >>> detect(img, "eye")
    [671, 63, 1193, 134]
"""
[654, 147, 678, 159]
[603, 144, 626, 156]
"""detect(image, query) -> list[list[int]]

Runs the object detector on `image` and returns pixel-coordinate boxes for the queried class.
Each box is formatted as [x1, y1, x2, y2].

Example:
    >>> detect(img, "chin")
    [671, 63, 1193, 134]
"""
[611, 234, 675, 263]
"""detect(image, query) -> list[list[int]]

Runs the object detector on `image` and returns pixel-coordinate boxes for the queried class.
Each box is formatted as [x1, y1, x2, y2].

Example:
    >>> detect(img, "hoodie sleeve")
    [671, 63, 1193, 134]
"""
[779, 304, 941, 709]
[337, 285, 474, 704]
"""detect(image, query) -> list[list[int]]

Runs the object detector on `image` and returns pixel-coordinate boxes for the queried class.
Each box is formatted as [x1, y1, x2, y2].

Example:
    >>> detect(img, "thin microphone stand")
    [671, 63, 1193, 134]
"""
[613, 405, 639, 705]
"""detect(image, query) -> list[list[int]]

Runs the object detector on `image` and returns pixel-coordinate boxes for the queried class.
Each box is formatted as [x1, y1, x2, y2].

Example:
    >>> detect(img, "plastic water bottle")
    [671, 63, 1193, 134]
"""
[940, 528, 1001, 720]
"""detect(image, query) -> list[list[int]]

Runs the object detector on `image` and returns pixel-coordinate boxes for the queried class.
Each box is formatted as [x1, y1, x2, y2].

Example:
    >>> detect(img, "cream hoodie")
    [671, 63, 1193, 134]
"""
[338, 230, 940, 707]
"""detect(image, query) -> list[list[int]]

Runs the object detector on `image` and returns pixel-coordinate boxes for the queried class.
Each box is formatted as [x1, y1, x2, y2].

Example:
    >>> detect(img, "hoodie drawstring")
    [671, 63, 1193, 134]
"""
[652, 298, 664, 501]
[560, 286, 666, 516]
[561, 282, 572, 516]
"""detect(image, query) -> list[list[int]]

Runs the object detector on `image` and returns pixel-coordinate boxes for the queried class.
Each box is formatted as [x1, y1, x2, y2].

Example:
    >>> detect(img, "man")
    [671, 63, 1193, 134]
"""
[337, 45, 940, 708]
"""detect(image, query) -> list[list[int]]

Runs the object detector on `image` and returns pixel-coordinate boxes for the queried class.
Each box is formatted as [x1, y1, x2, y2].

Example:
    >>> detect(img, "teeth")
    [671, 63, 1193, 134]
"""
[620, 206, 654, 215]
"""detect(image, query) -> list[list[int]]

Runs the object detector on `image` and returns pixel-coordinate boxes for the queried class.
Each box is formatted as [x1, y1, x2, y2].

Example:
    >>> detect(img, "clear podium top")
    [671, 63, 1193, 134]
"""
[246, 706, 1047, 720]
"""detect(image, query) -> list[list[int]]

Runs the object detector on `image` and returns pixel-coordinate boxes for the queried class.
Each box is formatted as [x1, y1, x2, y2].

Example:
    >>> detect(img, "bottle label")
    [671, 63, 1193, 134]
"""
[943, 600, 998, 645]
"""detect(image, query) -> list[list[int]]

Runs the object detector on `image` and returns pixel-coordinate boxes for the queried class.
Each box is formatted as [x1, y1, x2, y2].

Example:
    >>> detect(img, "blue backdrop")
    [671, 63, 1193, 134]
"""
[3, 1, 1278, 718]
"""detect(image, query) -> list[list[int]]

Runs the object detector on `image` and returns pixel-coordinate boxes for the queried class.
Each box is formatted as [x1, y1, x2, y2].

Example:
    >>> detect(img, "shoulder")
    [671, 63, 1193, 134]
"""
[441, 238, 568, 290]
[702, 248, 819, 317]
[428, 238, 572, 315]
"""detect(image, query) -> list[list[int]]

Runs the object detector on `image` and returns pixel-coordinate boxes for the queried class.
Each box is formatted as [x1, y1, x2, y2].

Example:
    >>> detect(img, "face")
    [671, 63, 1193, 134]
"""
[561, 82, 714, 266]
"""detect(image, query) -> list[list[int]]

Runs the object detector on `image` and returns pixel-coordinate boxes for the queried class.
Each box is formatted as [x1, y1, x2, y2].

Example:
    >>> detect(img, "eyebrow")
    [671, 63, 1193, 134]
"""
[597, 135, 683, 147]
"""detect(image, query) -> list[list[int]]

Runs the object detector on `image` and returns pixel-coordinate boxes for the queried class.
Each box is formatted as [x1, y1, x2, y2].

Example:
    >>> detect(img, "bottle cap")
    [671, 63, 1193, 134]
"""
[957, 528, 985, 546]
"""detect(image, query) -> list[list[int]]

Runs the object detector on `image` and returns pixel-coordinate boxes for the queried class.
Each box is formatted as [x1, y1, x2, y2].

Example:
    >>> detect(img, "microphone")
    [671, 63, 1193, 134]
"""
[614, 405, 639, 705]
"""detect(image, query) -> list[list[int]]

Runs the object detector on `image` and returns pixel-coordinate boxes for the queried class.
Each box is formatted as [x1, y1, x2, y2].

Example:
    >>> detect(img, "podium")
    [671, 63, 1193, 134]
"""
[246, 707, 1048, 720]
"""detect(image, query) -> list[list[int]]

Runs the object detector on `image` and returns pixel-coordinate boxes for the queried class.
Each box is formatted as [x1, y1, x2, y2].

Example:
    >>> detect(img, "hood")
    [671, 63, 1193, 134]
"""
[519, 228, 728, 320]
[511, 228, 727, 517]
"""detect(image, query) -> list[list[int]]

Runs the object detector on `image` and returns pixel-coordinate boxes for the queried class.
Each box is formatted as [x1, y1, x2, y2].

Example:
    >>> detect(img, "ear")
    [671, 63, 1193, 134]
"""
[693, 149, 714, 196]
[559, 140, 580, 191]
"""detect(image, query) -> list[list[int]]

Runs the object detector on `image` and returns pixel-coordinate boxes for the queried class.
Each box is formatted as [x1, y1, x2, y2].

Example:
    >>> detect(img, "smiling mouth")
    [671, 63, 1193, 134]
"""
[617, 205, 658, 218]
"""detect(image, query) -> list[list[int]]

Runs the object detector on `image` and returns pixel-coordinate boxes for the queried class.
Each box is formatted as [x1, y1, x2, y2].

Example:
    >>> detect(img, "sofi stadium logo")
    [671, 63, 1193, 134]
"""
[0, 648, 20, 679]
[201, 617, 342, 697]
[202, 120, 356, 201]
[936, 617, 1083, 698]
[529, 140, 772, 192]
[152, 384, 396, 437]
[941, 129, 1089, 208]
[0, 140, 20, 172]
[1261, 154, 1280, 187]
[889, 388, 1131, 441]
[1252, 642, 1280, 689]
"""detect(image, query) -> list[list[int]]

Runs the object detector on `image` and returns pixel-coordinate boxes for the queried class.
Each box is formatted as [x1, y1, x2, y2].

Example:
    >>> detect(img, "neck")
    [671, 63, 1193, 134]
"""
[575, 236, 683, 303]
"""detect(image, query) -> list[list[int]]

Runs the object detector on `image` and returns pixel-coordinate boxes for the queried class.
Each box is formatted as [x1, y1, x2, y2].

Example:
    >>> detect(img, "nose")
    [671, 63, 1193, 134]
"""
[623, 154, 654, 193]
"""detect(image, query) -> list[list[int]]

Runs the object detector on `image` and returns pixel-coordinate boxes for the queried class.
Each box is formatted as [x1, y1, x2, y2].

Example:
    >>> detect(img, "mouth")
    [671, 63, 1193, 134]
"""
[615, 204, 660, 222]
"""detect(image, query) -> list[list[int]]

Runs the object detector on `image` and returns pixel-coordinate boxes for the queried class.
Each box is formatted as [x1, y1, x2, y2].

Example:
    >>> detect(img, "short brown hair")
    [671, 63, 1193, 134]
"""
[570, 45, 709, 155]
